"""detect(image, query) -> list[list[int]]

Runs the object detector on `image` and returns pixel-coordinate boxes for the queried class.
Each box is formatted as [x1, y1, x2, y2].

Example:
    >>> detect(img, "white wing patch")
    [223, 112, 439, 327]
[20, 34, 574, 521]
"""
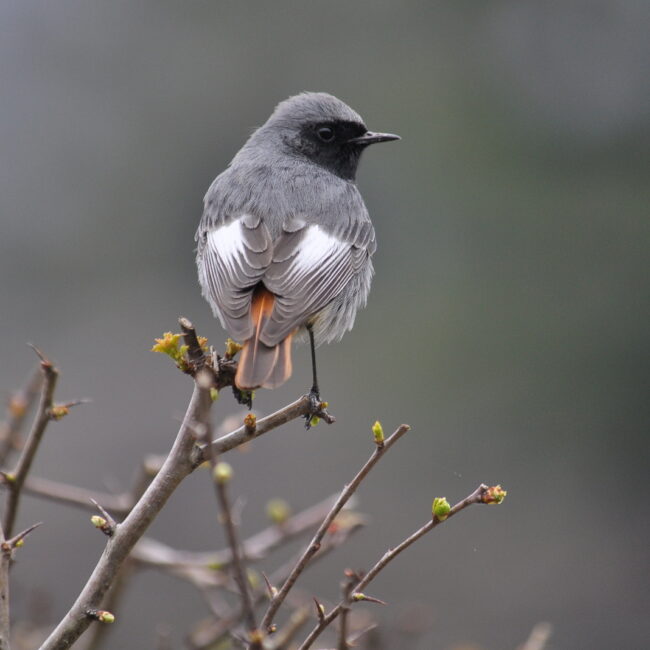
[199, 215, 272, 341]
[207, 219, 246, 275]
[288, 225, 347, 280]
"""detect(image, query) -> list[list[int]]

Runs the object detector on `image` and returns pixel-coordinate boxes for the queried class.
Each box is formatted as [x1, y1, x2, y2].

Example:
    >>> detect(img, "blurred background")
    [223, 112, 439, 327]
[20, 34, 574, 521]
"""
[1, 1, 648, 648]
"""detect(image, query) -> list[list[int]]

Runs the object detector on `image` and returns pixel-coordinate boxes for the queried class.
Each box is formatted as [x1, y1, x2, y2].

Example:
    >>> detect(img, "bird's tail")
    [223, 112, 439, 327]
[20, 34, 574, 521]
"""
[235, 286, 293, 390]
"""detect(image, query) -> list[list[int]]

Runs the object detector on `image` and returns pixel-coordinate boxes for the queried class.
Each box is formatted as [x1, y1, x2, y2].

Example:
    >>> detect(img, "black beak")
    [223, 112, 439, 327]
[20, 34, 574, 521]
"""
[347, 131, 401, 146]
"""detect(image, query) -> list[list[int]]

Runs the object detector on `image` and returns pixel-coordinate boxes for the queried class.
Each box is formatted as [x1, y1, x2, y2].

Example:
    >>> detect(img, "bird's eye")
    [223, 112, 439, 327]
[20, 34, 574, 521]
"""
[316, 126, 335, 142]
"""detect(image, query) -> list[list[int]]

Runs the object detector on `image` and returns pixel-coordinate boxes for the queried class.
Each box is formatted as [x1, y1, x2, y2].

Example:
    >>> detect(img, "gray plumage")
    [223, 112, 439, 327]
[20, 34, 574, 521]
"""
[195, 92, 398, 389]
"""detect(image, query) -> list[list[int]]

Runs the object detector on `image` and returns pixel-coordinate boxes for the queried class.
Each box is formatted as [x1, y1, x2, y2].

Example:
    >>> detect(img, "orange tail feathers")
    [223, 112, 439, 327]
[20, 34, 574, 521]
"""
[235, 287, 293, 390]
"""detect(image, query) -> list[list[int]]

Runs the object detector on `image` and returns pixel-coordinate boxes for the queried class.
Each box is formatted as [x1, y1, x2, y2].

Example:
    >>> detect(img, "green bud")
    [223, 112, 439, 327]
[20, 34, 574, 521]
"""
[372, 420, 384, 446]
[213, 462, 233, 484]
[266, 498, 291, 525]
[309, 416, 320, 427]
[91, 610, 115, 624]
[91, 516, 107, 529]
[432, 497, 451, 521]
[209, 387, 219, 402]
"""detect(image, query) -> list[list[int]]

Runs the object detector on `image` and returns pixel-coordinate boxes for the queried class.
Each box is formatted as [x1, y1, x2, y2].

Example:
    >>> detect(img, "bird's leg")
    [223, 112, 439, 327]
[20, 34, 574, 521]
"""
[308, 325, 320, 399]
[305, 325, 323, 428]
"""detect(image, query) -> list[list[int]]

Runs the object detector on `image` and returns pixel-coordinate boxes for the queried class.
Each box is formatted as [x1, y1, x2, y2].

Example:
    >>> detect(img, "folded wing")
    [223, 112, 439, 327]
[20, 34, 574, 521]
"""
[261, 217, 375, 346]
[199, 214, 273, 341]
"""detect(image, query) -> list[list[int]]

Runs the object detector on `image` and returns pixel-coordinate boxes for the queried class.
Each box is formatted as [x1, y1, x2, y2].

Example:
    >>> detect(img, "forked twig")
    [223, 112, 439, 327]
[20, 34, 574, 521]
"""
[2, 349, 58, 538]
[297, 484, 494, 649]
[260, 424, 410, 632]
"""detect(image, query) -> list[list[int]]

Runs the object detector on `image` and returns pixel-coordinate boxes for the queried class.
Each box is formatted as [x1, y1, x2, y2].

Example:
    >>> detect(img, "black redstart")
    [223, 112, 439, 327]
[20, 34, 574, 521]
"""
[196, 92, 399, 404]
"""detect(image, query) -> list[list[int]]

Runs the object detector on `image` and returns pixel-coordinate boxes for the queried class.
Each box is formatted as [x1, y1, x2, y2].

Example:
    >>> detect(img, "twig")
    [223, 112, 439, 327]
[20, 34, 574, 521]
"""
[0, 367, 42, 465]
[4, 396, 317, 519]
[298, 484, 493, 650]
[186, 521, 364, 650]
[199, 371, 259, 645]
[337, 573, 355, 650]
[2, 350, 58, 538]
[14, 456, 163, 517]
[179, 317, 207, 369]
[260, 424, 410, 633]
[268, 606, 310, 650]
[4, 321, 337, 648]
[75, 562, 135, 650]
[40, 380, 212, 650]
[0, 526, 10, 650]
[0, 522, 43, 650]
[131, 491, 344, 571]
[193, 395, 326, 467]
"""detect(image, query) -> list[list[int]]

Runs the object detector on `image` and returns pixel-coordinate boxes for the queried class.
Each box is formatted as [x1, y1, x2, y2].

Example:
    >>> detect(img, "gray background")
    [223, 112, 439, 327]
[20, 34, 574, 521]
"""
[1, 2, 648, 649]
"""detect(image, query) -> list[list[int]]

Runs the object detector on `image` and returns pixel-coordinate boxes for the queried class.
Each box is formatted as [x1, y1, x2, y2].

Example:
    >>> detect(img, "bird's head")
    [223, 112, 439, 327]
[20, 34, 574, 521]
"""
[253, 92, 400, 180]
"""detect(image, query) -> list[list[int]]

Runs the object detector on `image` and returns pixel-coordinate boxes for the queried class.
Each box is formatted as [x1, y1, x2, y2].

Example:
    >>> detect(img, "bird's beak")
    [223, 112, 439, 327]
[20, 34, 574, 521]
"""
[347, 131, 401, 146]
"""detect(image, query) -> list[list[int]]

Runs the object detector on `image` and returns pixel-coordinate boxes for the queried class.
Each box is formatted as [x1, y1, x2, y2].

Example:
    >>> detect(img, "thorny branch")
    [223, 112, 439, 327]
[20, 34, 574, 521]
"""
[0, 522, 42, 650]
[0, 318, 506, 649]
[40, 379, 209, 649]
[260, 424, 410, 632]
[38, 318, 334, 649]
[297, 484, 496, 650]
[0, 368, 42, 466]
[2, 348, 58, 538]
[199, 371, 259, 645]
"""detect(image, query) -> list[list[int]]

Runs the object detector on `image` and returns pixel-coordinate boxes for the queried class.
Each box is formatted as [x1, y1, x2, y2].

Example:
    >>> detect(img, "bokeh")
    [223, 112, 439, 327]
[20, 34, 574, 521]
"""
[1, 2, 648, 648]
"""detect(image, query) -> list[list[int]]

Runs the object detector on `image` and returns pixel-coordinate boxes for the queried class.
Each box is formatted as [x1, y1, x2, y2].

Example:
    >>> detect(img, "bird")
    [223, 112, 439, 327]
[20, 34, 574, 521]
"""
[195, 92, 399, 410]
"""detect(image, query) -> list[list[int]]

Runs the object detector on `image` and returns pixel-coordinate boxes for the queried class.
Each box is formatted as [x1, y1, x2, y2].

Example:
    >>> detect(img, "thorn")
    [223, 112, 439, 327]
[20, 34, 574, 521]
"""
[313, 597, 325, 623]
[26, 343, 49, 365]
[4, 522, 44, 551]
[261, 571, 277, 599]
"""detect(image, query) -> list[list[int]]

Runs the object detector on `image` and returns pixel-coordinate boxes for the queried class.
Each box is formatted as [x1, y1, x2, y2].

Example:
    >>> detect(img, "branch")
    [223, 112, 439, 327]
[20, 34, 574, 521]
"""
[74, 562, 135, 650]
[260, 424, 410, 633]
[4, 397, 317, 518]
[187, 520, 365, 650]
[297, 484, 497, 649]
[0, 367, 42, 466]
[336, 573, 355, 650]
[199, 370, 259, 645]
[2, 349, 58, 538]
[0, 526, 9, 650]
[130, 491, 345, 571]
[193, 395, 331, 467]
[0, 522, 42, 650]
[40, 380, 212, 650]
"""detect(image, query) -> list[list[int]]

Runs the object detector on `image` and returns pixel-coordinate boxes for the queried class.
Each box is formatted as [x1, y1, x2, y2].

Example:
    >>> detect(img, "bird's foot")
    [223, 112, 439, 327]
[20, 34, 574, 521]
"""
[232, 386, 254, 409]
[304, 388, 335, 430]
